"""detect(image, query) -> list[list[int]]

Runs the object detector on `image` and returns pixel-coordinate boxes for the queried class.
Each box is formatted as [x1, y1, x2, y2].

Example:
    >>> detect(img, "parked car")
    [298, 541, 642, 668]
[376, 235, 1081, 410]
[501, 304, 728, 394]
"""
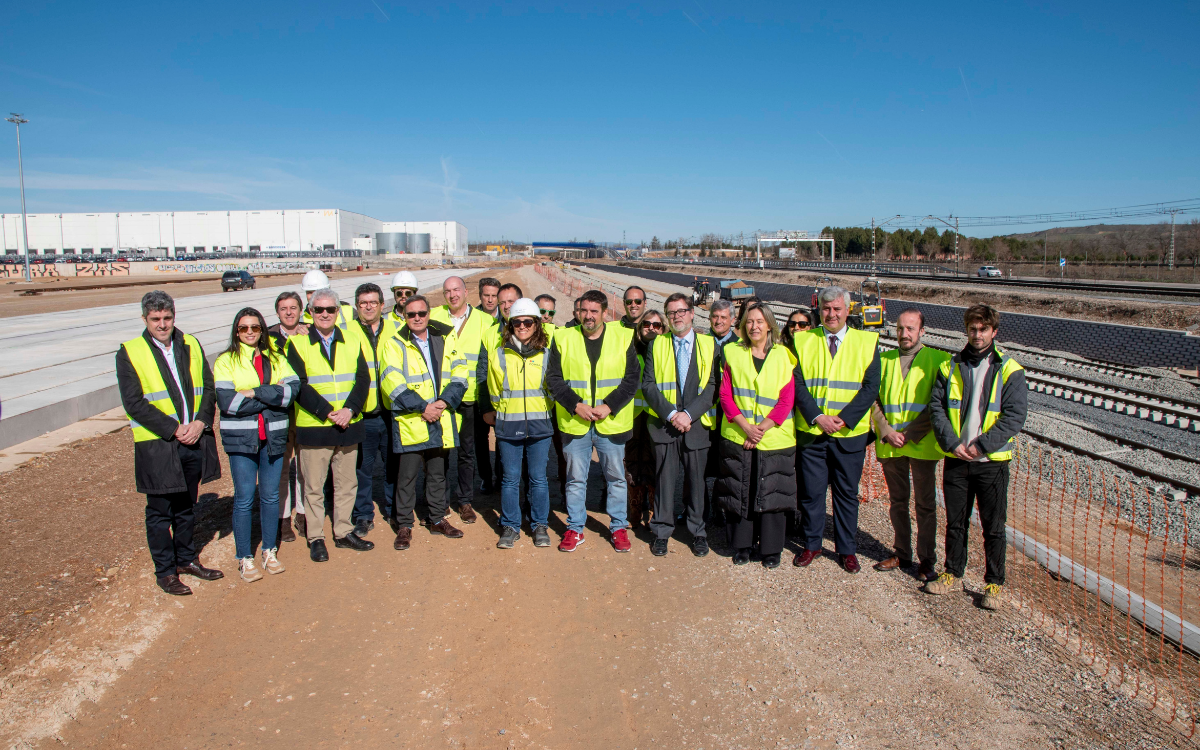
[222, 270, 256, 291]
[977, 265, 1002, 278]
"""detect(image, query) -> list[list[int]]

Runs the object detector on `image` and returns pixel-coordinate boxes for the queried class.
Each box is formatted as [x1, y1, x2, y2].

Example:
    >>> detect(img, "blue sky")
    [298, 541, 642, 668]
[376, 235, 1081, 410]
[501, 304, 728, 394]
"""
[1, 1, 1197, 243]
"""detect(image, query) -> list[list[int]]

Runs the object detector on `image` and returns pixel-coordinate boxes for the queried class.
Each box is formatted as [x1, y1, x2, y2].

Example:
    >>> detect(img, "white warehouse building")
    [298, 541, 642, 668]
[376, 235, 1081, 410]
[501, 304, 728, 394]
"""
[0, 209, 468, 257]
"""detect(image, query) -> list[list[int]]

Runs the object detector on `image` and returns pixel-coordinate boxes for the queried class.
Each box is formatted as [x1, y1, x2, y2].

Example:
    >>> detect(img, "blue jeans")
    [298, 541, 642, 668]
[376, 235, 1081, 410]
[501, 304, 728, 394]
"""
[229, 443, 284, 559]
[498, 436, 552, 530]
[562, 427, 628, 533]
[354, 412, 396, 523]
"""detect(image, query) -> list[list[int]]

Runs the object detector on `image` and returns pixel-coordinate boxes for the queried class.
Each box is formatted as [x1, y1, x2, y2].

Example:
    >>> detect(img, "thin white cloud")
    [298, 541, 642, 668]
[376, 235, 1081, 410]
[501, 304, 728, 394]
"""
[0, 64, 109, 97]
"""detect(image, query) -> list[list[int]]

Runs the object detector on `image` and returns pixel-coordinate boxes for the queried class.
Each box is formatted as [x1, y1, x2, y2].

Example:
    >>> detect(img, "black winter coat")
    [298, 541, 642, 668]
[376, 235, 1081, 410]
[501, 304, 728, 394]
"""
[115, 328, 220, 495]
[713, 437, 797, 517]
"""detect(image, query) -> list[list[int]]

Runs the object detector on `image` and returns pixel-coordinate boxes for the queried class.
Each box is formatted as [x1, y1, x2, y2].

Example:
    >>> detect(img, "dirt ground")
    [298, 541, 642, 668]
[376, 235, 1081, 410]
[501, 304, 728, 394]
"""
[616, 262, 1200, 331]
[0, 265, 1190, 749]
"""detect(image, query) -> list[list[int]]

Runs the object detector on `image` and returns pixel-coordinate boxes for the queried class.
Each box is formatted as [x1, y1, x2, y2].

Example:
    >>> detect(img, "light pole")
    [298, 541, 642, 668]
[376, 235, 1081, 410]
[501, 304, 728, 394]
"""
[923, 215, 960, 276]
[1168, 208, 1179, 271]
[871, 215, 902, 271]
[6, 113, 31, 282]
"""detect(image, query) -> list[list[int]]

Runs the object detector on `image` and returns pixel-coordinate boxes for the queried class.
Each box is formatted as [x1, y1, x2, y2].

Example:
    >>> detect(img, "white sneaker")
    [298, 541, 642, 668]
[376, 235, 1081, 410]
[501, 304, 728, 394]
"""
[262, 548, 285, 575]
[239, 557, 263, 582]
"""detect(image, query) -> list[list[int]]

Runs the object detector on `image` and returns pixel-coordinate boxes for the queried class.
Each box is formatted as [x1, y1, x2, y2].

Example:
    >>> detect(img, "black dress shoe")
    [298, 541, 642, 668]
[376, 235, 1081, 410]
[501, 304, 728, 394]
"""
[156, 574, 192, 596]
[691, 537, 710, 557]
[733, 548, 752, 565]
[334, 532, 375, 551]
[309, 538, 329, 562]
[651, 538, 669, 556]
[762, 553, 781, 569]
[353, 518, 373, 538]
[177, 560, 224, 581]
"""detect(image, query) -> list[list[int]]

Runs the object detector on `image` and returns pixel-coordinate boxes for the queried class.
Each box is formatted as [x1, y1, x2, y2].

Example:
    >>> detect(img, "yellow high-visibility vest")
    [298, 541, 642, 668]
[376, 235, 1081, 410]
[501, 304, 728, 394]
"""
[647, 333, 716, 429]
[875, 346, 951, 460]
[553, 324, 635, 436]
[378, 333, 467, 448]
[719, 342, 797, 451]
[941, 347, 1024, 461]
[352, 318, 399, 414]
[792, 326, 878, 438]
[120, 334, 205, 442]
[213, 343, 298, 442]
[487, 343, 554, 440]
[288, 331, 363, 429]
[430, 305, 492, 405]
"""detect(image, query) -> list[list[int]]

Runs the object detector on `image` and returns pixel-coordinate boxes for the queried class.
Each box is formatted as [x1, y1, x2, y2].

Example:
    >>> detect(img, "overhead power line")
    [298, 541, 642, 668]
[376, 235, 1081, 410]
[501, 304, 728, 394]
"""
[855, 198, 1200, 230]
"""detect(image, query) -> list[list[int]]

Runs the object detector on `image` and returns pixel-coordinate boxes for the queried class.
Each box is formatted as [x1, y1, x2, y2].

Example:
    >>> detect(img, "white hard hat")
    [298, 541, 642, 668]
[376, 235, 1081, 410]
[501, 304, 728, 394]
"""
[301, 269, 329, 292]
[508, 298, 540, 320]
[390, 270, 418, 290]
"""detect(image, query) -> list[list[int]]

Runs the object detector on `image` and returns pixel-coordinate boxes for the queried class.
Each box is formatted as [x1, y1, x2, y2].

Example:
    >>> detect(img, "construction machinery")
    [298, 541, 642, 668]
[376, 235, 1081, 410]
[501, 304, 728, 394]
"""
[858, 277, 885, 328]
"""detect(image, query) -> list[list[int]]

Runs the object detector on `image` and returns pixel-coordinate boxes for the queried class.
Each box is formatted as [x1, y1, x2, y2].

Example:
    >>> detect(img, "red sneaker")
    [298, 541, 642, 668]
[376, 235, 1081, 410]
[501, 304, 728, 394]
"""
[558, 529, 585, 552]
[611, 528, 631, 553]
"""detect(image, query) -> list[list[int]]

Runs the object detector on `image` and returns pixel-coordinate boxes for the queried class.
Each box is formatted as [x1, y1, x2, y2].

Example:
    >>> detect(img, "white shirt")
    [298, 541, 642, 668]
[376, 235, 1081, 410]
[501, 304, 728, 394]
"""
[449, 307, 470, 334]
[151, 335, 192, 424]
[667, 328, 696, 420]
[825, 323, 848, 352]
[412, 331, 435, 385]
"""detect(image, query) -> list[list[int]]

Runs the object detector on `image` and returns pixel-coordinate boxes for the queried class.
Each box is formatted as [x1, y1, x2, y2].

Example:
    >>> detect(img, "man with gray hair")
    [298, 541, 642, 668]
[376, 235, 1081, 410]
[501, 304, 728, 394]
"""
[791, 285, 881, 574]
[285, 287, 373, 561]
[116, 290, 222, 595]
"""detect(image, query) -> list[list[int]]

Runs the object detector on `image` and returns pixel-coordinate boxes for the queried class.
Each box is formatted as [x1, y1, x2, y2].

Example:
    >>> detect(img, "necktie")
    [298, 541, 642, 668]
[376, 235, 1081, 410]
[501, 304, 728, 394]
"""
[828, 334, 839, 357]
[675, 337, 688, 408]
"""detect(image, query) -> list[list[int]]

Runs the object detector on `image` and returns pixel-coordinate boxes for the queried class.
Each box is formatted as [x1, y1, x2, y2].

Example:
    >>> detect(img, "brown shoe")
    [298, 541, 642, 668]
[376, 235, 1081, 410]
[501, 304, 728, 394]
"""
[156, 574, 192, 596]
[457, 503, 478, 524]
[429, 519, 464, 538]
[393, 527, 412, 551]
[874, 555, 910, 572]
[793, 549, 821, 567]
[917, 559, 938, 582]
[294, 514, 307, 538]
[177, 560, 224, 581]
[279, 517, 296, 543]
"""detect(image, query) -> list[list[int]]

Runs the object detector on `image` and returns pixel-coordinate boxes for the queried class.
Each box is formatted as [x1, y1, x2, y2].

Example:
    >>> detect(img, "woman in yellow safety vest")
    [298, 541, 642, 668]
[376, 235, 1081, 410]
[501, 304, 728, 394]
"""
[712, 303, 798, 569]
[214, 307, 299, 582]
[625, 309, 666, 526]
[482, 298, 556, 549]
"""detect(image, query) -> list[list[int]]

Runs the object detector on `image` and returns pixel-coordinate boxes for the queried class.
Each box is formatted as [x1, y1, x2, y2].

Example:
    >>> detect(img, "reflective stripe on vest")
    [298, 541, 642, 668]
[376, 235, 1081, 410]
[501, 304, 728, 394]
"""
[647, 332, 716, 429]
[554, 325, 635, 436]
[378, 333, 467, 448]
[942, 348, 1024, 461]
[431, 305, 491, 404]
[121, 334, 205, 442]
[719, 342, 797, 451]
[874, 346, 951, 460]
[488, 343, 554, 439]
[289, 333, 363, 429]
[792, 326, 878, 438]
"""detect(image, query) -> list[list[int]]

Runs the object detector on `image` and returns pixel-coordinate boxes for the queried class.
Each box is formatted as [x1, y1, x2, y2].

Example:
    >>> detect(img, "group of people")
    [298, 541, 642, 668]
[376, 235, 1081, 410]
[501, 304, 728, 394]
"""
[117, 270, 1026, 611]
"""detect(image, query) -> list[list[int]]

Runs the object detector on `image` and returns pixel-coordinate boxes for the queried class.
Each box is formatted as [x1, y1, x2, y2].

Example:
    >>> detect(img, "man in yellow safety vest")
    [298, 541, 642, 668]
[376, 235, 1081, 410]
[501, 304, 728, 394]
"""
[115, 290, 222, 596]
[349, 282, 400, 537]
[926, 304, 1027, 610]
[870, 308, 950, 581]
[792, 286, 881, 575]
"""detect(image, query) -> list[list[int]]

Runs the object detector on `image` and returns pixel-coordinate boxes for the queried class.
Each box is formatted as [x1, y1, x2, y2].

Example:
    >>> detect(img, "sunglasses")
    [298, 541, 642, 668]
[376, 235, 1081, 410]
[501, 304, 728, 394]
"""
[395, 289, 415, 298]
[641, 322, 664, 332]
[237, 324, 262, 333]
[624, 299, 645, 307]
[405, 309, 429, 319]
[311, 306, 338, 315]
[788, 320, 811, 329]
[540, 309, 555, 318]
[512, 318, 538, 329]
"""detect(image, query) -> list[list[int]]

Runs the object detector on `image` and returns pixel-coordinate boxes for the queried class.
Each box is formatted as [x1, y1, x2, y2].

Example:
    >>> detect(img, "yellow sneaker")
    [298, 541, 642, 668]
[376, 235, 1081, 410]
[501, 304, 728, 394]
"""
[981, 583, 1003, 610]
[924, 572, 961, 595]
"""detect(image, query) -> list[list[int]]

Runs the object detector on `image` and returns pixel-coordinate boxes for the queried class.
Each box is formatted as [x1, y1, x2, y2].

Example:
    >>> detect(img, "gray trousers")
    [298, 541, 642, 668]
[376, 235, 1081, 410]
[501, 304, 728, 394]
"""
[650, 438, 709, 541]
[880, 456, 939, 564]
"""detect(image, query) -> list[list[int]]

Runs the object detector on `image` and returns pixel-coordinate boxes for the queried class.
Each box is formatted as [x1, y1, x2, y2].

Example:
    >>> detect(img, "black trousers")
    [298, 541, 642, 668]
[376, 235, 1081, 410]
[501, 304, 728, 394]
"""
[145, 441, 203, 578]
[943, 458, 1009, 585]
[454, 403, 479, 504]
[650, 439, 709, 541]
[472, 403, 499, 489]
[798, 437, 866, 556]
[727, 510, 787, 556]
[395, 448, 449, 528]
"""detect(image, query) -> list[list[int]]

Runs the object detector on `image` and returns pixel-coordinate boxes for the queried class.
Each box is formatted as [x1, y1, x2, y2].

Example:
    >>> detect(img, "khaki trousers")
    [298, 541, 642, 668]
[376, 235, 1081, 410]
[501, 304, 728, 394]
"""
[278, 422, 305, 518]
[298, 444, 358, 541]
[879, 456, 939, 565]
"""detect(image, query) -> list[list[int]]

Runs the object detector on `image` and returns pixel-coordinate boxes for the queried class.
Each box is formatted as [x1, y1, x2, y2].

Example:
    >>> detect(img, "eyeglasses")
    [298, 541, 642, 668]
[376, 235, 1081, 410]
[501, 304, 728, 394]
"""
[358, 299, 381, 307]
[237, 324, 262, 333]
[405, 309, 429, 319]
[623, 298, 645, 306]
[540, 309, 555, 318]
[665, 308, 691, 317]
[311, 306, 338, 315]
[512, 318, 538, 329]
[394, 289, 415, 298]
[640, 322, 664, 332]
